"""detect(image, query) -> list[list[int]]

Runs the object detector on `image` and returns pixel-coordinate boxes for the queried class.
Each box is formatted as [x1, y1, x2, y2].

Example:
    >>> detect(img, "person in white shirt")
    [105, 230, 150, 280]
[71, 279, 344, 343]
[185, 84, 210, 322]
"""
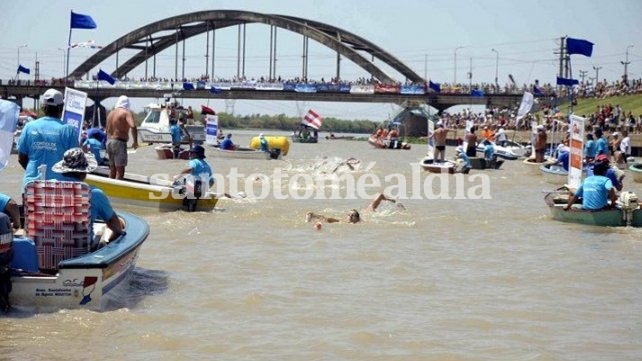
[618, 130, 631, 165]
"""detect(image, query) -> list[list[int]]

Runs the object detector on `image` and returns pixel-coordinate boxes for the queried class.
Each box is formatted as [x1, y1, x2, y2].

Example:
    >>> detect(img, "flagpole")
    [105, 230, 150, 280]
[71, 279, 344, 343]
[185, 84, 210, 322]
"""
[66, 28, 72, 82]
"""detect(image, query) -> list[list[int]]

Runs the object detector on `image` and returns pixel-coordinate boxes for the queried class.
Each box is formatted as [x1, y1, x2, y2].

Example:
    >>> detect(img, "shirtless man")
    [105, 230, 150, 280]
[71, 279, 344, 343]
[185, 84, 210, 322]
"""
[431, 123, 451, 162]
[105, 95, 139, 179]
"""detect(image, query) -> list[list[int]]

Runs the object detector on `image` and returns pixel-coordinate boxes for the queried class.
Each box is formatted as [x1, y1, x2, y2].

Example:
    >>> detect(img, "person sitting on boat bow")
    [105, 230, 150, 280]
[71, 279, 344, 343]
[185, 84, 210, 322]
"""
[173, 145, 214, 188]
[564, 158, 617, 211]
[259, 133, 269, 152]
[52, 148, 124, 244]
[305, 193, 403, 224]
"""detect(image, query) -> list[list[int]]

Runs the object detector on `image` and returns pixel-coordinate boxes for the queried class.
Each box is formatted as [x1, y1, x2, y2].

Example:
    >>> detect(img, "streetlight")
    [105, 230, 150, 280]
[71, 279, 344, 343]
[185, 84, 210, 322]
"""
[621, 45, 633, 82]
[453, 46, 464, 84]
[17, 44, 27, 80]
[491, 48, 499, 90]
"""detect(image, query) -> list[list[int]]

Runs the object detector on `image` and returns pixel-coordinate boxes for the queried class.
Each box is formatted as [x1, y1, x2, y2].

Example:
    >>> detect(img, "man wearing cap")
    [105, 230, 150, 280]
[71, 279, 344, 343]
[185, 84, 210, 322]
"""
[593, 154, 625, 192]
[534, 125, 547, 163]
[17, 88, 80, 191]
[105, 95, 139, 179]
[564, 159, 617, 211]
[173, 145, 214, 188]
[51, 148, 124, 243]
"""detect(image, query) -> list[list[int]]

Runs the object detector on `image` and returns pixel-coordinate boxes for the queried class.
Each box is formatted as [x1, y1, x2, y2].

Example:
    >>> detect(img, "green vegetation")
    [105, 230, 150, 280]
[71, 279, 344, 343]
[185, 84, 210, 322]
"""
[551, 93, 642, 118]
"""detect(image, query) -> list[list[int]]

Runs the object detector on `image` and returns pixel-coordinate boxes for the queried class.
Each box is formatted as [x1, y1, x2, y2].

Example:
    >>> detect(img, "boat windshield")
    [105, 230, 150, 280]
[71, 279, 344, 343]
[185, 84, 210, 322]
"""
[142, 109, 161, 124]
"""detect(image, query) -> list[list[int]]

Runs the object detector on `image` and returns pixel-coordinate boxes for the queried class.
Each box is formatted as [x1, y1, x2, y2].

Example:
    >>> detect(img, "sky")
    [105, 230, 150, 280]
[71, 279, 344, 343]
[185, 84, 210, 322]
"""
[1, 0, 640, 121]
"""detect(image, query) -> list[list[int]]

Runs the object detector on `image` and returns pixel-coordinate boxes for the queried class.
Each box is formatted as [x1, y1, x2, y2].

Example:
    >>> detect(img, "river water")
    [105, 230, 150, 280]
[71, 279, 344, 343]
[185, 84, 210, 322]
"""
[2, 130, 642, 361]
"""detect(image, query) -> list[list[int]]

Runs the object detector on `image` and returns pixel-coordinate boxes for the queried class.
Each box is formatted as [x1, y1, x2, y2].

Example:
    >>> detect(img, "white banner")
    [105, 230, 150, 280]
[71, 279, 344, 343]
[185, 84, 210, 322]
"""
[62, 87, 88, 142]
[516, 92, 534, 120]
[205, 114, 219, 146]
[568, 114, 585, 188]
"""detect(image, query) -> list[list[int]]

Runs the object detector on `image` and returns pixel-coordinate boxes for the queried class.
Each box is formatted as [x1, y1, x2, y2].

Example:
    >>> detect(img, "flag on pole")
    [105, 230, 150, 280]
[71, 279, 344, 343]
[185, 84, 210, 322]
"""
[516, 92, 534, 120]
[428, 81, 441, 93]
[302, 109, 323, 130]
[201, 105, 216, 115]
[183, 82, 195, 91]
[0, 100, 20, 171]
[70, 11, 97, 29]
[70, 40, 103, 49]
[566, 37, 593, 57]
[17, 65, 30, 75]
[97, 69, 116, 85]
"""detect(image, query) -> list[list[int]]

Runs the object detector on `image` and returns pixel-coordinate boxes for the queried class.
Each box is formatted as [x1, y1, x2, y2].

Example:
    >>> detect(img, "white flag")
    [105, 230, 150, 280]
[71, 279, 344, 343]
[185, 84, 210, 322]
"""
[516, 92, 534, 120]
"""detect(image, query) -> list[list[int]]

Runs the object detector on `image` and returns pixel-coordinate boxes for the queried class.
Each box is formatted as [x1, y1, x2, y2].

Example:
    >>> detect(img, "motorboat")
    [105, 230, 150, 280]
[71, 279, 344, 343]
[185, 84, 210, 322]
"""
[4, 181, 149, 312]
[138, 103, 205, 144]
[539, 162, 568, 184]
[544, 190, 642, 227]
[367, 135, 411, 150]
[86, 166, 218, 212]
[476, 140, 524, 160]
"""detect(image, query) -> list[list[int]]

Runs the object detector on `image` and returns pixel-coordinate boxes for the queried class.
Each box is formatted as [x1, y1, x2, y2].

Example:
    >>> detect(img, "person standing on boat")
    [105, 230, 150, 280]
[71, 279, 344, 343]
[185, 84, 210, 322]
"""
[17, 89, 79, 191]
[534, 125, 547, 163]
[173, 145, 214, 188]
[259, 133, 269, 152]
[494, 127, 507, 147]
[169, 118, 184, 159]
[105, 95, 139, 180]
[430, 122, 451, 162]
[51, 148, 124, 243]
[464, 126, 478, 157]
[564, 159, 617, 211]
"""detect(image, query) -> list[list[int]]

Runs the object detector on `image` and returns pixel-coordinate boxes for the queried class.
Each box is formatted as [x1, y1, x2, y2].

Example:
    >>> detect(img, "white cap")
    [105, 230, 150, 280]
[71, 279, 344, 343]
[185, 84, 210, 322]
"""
[42, 88, 64, 106]
[259, 133, 264, 138]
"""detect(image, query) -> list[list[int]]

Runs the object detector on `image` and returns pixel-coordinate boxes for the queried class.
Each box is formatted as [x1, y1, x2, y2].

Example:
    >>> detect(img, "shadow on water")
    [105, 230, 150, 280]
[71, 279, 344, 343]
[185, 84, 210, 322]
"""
[103, 267, 170, 311]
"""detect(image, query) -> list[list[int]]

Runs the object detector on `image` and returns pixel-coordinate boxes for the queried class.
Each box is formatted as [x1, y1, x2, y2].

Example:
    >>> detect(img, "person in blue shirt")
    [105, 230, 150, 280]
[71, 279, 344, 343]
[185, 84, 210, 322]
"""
[556, 149, 570, 171]
[0, 193, 21, 231]
[169, 118, 183, 159]
[584, 133, 597, 161]
[82, 131, 107, 166]
[455, 146, 472, 173]
[594, 128, 609, 157]
[220, 133, 237, 150]
[51, 148, 124, 243]
[17, 88, 80, 191]
[259, 133, 269, 152]
[482, 140, 495, 161]
[174, 145, 214, 188]
[564, 159, 617, 211]
[86, 127, 107, 148]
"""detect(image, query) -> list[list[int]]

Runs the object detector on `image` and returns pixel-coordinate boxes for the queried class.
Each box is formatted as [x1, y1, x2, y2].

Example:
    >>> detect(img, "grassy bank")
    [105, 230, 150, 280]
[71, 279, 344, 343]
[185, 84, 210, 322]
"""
[550, 93, 642, 118]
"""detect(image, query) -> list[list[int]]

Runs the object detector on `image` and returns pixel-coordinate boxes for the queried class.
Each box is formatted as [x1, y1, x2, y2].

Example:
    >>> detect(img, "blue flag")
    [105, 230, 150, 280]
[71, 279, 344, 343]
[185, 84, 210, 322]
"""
[428, 81, 441, 93]
[566, 37, 593, 57]
[97, 69, 116, 85]
[471, 89, 484, 97]
[17, 65, 30, 75]
[209, 87, 221, 94]
[532, 85, 543, 96]
[556, 77, 579, 86]
[70, 11, 97, 29]
[183, 82, 195, 91]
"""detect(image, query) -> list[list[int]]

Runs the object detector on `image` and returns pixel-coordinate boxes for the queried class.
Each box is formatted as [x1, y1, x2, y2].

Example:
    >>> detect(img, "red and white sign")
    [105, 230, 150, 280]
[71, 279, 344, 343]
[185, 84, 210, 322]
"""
[302, 109, 323, 130]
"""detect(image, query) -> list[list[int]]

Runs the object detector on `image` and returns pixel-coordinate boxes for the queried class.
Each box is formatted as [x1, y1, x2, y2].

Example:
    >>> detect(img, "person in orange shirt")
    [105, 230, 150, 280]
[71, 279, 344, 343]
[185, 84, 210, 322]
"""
[481, 125, 495, 141]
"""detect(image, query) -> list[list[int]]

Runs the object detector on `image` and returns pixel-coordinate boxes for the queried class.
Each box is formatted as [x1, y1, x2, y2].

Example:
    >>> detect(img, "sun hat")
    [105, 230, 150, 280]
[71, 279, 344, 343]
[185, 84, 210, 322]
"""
[42, 88, 64, 106]
[52, 148, 98, 173]
[189, 145, 206, 159]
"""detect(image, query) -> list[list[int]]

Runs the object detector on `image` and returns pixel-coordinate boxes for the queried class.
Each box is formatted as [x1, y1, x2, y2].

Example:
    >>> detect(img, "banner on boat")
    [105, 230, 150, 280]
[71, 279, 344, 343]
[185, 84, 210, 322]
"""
[62, 87, 88, 141]
[568, 114, 585, 188]
[205, 114, 219, 146]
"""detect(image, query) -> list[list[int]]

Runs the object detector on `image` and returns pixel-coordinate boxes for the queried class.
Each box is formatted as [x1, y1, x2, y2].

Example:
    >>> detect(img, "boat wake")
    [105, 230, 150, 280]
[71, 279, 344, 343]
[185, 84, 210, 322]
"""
[103, 267, 170, 311]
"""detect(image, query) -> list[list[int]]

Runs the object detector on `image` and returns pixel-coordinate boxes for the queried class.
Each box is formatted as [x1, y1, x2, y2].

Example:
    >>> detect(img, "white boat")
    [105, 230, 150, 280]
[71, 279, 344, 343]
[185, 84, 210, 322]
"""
[138, 103, 205, 144]
[5, 181, 149, 312]
[539, 162, 568, 184]
[211, 146, 276, 160]
[420, 157, 464, 174]
[476, 140, 525, 160]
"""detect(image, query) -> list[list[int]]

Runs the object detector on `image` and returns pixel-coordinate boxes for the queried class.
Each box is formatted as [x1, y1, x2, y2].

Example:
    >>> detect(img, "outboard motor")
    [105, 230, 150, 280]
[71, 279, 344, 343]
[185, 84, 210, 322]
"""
[269, 148, 282, 160]
[0, 213, 13, 312]
[618, 191, 639, 226]
[182, 176, 204, 212]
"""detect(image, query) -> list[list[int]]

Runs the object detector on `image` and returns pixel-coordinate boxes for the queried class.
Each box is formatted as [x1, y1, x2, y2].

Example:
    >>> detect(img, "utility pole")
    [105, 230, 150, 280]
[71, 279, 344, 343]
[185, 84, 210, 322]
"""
[579, 70, 588, 84]
[593, 66, 602, 85]
[621, 45, 633, 83]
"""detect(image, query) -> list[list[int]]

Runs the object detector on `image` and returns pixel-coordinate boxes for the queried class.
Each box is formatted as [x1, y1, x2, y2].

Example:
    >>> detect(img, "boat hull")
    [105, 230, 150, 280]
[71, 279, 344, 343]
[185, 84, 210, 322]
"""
[544, 192, 642, 227]
[420, 158, 456, 174]
[155, 145, 190, 160]
[9, 211, 149, 311]
[86, 168, 218, 212]
[629, 163, 642, 183]
[367, 135, 410, 150]
[540, 163, 568, 184]
[211, 147, 272, 160]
